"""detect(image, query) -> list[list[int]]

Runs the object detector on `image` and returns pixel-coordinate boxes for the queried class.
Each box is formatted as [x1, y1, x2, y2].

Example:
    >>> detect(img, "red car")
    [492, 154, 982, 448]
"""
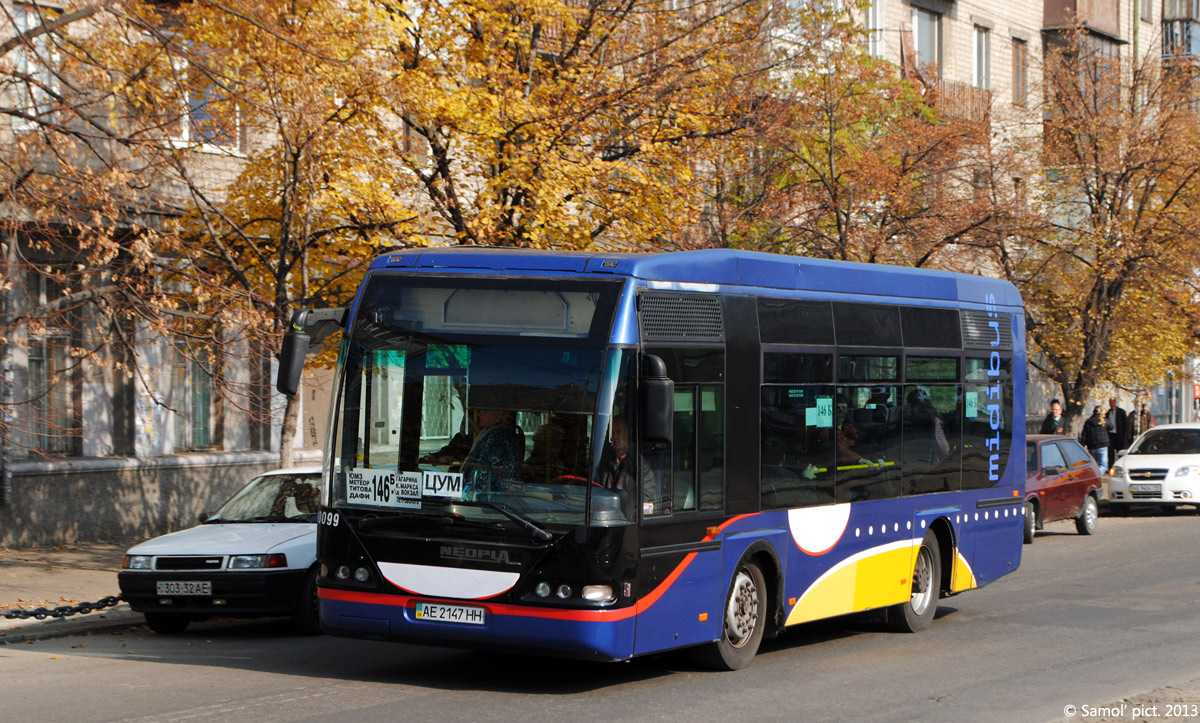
[1024, 434, 1103, 543]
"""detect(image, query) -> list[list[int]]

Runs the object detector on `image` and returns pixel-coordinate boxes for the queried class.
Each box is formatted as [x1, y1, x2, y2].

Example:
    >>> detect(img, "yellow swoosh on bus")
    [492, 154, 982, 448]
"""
[785, 540, 980, 625]
[950, 549, 977, 593]
[786, 539, 919, 625]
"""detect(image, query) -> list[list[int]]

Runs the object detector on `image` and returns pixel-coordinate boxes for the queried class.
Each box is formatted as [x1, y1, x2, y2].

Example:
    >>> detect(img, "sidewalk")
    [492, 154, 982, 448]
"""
[0, 542, 143, 644]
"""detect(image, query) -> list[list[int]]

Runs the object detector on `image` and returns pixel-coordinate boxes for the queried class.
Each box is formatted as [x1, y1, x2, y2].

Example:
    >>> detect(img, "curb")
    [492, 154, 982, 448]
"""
[0, 605, 144, 645]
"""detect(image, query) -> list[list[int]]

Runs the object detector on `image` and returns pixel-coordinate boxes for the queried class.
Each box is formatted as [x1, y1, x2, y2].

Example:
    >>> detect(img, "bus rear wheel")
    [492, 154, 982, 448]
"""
[693, 560, 767, 671]
[886, 531, 941, 633]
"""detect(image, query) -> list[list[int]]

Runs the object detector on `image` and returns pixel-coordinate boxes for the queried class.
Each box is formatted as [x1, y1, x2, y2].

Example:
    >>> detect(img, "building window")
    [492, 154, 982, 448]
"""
[170, 60, 242, 152]
[868, 0, 885, 58]
[912, 7, 941, 75]
[1012, 38, 1029, 106]
[171, 348, 213, 450]
[25, 272, 74, 454]
[11, 4, 59, 133]
[974, 25, 992, 90]
[1142, 0, 1153, 23]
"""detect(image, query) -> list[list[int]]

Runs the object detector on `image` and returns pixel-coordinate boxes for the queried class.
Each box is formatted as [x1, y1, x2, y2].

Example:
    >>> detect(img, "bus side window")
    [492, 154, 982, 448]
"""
[760, 384, 836, 509]
[666, 384, 725, 514]
[698, 384, 724, 511]
[673, 387, 697, 512]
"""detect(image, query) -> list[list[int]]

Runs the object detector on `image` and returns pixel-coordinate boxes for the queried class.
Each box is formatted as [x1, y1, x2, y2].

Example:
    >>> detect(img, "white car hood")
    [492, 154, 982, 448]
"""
[1120, 453, 1197, 472]
[127, 523, 315, 556]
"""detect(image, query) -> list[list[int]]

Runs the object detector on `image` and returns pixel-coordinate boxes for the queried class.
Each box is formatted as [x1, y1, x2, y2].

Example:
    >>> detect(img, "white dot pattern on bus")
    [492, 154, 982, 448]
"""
[848, 505, 1023, 541]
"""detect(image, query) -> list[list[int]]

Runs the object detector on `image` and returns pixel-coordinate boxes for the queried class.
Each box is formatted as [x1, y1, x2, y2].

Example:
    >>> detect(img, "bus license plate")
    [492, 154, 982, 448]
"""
[1129, 484, 1161, 493]
[414, 601, 485, 625]
[156, 581, 211, 596]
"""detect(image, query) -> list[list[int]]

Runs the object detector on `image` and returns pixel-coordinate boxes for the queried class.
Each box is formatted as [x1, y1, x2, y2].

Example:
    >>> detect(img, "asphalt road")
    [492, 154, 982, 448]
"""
[2, 508, 1199, 723]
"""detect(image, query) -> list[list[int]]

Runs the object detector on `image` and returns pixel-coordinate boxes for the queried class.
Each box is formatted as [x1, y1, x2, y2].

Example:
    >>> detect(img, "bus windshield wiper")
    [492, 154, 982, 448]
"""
[464, 500, 554, 543]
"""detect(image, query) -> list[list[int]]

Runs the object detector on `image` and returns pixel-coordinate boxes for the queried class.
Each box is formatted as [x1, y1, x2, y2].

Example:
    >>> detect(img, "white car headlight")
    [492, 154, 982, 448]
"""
[1111, 466, 1123, 478]
[229, 553, 288, 569]
[1173, 466, 1200, 478]
[123, 555, 152, 570]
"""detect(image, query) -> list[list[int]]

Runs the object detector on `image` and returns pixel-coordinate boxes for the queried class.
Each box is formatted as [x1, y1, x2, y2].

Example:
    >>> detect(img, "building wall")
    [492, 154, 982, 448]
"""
[0, 450, 322, 548]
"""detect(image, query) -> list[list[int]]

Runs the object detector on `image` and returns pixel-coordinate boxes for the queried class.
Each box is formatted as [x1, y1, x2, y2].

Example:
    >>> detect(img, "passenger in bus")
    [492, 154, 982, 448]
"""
[421, 409, 479, 468]
[460, 409, 524, 500]
[836, 397, 882, 469]
[903, 387, 950, 464]
[601, 417, 659, 513]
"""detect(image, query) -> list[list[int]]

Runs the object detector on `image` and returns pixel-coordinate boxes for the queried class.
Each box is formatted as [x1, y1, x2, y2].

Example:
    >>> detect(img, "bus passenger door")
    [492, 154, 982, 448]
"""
[634, 381, 727, 655]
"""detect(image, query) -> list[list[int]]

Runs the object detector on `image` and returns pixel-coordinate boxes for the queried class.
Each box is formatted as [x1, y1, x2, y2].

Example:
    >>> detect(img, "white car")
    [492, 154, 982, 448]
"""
[1109, 424, 1200, 511]
[118, 467, 322, 634]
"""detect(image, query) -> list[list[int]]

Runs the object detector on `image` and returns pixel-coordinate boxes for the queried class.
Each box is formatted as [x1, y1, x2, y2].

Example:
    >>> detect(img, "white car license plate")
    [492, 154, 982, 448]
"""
[414, 601, 485, 625]
[1129, 484, 1161, 493]
[156, 580, 212, 596]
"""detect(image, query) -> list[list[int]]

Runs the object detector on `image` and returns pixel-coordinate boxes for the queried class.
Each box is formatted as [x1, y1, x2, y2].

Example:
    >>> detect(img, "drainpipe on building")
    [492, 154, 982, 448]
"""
[1132, 0, 1140, 108]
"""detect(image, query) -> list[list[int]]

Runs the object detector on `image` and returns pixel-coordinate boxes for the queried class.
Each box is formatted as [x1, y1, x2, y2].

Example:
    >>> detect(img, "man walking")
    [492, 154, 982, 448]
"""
[1107, 397, 1128, 467]
[1040, 399, 1066, 435]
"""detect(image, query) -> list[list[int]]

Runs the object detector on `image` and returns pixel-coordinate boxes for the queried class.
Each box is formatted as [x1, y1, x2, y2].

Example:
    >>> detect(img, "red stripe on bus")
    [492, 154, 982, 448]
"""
[321, 514, 757, 621]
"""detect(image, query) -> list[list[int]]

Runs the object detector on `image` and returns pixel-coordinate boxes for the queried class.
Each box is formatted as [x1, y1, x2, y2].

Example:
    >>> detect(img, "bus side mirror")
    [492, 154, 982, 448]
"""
[276, 307, 347, 397]
[277, 326, 310, 397]
[641, 354, 673, 444]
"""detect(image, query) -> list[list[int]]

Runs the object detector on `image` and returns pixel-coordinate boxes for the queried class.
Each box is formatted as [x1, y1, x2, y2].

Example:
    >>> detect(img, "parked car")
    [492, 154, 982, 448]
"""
[118, 466, 322, 634]
[1024, 435, 1103, 543]
[1109, 423, 1200, 512]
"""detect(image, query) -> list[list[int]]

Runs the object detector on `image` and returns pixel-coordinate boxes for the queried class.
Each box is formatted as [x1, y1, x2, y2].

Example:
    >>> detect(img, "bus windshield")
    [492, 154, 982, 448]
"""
[329, 273, 624, 532]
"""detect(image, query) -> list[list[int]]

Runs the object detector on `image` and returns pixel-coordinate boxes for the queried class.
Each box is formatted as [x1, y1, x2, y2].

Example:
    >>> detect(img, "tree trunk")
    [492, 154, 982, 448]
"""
[279, 389, 299, 469]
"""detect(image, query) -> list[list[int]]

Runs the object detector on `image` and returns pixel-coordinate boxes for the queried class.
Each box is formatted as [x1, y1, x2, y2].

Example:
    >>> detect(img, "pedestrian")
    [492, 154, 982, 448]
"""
[1040, 399, 1066, 435]
[1107, 397, 1128, 465]
[1130, 402, 1155, 439]
[1079, 406, 1113, 472]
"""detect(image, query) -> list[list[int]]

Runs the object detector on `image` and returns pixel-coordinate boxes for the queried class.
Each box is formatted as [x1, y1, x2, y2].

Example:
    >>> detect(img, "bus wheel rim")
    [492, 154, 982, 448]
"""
[911, 546, 934, 615]
[725, 570, 758, 647]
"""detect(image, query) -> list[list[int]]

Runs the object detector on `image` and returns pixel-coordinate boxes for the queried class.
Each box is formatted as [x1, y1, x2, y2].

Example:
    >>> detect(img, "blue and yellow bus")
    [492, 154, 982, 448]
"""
[277, 247, 1025, 669]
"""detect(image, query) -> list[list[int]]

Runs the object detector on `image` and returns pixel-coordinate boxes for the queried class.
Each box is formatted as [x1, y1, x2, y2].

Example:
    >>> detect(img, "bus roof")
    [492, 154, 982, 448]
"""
[370, 247, 1022, 307]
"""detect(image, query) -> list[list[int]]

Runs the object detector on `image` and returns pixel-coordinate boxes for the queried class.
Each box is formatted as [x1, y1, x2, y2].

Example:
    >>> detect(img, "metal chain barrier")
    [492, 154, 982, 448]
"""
[2, 595, 124, 621]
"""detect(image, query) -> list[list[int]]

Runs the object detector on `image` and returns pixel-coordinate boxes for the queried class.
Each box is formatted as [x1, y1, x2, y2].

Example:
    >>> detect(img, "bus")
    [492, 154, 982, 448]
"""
[277, 247, 1025, 669]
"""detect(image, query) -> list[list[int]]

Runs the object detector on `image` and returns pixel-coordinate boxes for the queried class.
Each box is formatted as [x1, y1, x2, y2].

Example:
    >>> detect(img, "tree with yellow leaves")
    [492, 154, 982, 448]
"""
[995, 29, 1200, 428]
[709, 2, 1019, 267]
[369, 0, 771, 248]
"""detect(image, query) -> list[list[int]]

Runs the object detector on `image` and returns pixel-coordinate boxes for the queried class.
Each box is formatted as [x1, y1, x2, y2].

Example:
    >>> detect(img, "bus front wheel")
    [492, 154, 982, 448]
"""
[693, 560, 767, 671]
[886, 531, 941, 633]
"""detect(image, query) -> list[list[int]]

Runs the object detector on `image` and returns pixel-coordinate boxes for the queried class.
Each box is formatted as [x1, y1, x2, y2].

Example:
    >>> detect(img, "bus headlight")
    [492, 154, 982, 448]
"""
[556, 584, 573, 599]
[582, 585, 614, 602]
[534, 582, 551, 598]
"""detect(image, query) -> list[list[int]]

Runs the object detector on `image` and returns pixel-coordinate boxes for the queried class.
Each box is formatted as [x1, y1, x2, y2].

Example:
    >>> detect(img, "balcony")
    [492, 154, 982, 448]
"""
[1045, 0, 1121, 41]
[1164, 0, 1200, 21]
[927, 78, 991, 125]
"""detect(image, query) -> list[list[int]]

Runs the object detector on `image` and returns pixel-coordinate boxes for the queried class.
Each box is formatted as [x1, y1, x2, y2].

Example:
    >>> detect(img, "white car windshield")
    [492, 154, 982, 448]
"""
[1128, 429, 1200, 456]
[208, 473, 321, 522]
